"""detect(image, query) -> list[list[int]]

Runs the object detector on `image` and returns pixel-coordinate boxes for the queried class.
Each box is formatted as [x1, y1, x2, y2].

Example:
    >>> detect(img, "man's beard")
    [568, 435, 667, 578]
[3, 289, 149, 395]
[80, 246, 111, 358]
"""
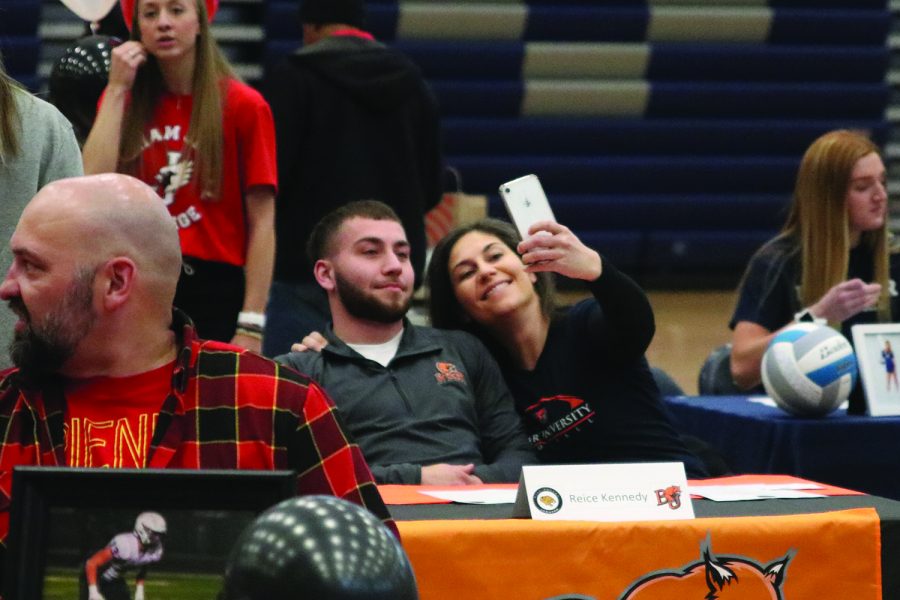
[334, 272, 411, 324]
[8, 268, 97, 387]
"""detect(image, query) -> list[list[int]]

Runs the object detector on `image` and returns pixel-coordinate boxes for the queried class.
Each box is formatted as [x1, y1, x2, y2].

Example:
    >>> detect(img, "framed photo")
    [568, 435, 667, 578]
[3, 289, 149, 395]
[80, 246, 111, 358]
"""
[851, 324, 900, 417]
[4, 467, 296, 600]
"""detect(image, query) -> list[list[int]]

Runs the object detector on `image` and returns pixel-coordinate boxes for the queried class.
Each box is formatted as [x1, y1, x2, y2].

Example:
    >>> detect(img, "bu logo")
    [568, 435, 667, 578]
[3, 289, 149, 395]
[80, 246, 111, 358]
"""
[619, 539, 792, 600]
[654, 485, 682, 510]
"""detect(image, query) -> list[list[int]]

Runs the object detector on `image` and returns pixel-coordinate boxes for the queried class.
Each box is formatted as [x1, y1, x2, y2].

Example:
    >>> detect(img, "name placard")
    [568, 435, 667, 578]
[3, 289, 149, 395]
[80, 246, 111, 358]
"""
[513, 462, 694, 522]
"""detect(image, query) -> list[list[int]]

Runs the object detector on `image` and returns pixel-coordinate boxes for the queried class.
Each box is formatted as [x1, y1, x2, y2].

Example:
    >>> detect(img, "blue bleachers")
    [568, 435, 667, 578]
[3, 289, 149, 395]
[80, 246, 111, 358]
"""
[263, 0, 891, 285]
[1, 37, 40, 75]
[374, 42, 888, 83]
[491, 193, 788, 231]
[454, 156, 798, 195]
[429, 81, 889, 119]
[265, 3, 890, 46]
[768, 10, 890, 45]
[646, 44, 888, 83]
[442, 119, 890, 157]
[1, 0, 41, 89]
[0, 2, 41, 36]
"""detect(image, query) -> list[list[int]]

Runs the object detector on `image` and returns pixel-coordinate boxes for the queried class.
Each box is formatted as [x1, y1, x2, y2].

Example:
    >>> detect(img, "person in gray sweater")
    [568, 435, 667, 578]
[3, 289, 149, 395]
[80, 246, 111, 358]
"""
[0, 56, 83, 369]
[277, 201, 535, 485]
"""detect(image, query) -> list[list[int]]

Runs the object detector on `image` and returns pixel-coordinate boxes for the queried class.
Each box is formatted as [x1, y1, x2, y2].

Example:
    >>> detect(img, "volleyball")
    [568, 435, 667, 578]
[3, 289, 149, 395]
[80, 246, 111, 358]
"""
[761, 323, 857, 417]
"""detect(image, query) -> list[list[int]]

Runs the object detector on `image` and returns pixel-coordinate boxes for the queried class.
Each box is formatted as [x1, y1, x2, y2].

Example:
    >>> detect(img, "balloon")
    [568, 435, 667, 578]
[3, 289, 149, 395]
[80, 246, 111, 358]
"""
[219, 496, 418, 600]
[48, 35, 122, 144]
[59, 0, 117, 22]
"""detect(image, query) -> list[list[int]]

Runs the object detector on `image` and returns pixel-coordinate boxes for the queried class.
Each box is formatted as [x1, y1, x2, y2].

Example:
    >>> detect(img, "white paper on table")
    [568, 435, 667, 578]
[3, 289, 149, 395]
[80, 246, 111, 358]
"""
[747, 396, 848, 410]
[420, 489, 518, 504]
[747, 396, 778, 407]
[689, 483, 826, 502]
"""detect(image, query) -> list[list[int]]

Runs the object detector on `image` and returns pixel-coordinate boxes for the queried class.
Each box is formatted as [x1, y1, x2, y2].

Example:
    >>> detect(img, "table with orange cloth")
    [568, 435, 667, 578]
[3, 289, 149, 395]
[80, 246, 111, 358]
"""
[382, 475, 900, 600]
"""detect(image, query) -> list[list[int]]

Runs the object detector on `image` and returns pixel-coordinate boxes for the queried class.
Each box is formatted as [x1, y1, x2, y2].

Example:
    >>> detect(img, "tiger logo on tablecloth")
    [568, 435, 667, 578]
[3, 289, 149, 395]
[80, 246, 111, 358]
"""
[619, 539, 793, 600]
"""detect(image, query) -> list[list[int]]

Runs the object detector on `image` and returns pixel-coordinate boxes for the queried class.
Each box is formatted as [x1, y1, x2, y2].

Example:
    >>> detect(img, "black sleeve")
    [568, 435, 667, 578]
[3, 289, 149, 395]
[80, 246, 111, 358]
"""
[729, 246, 797, 332]
[416, 79, 444, 212]
[264, 61, 307, 205]
[370, 463, 422, 485]
[580, 256, 655, 365]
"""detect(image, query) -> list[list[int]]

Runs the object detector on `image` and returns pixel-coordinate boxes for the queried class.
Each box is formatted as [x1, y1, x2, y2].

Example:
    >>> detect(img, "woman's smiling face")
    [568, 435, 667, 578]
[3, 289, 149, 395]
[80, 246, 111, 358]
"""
[448, 230, 538, 327]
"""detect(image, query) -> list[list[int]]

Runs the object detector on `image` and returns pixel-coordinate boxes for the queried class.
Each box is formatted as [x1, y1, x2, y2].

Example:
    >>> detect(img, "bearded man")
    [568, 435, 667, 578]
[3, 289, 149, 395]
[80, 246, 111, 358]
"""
[0, 174, 393, 547]
[277, 200, 534, 485]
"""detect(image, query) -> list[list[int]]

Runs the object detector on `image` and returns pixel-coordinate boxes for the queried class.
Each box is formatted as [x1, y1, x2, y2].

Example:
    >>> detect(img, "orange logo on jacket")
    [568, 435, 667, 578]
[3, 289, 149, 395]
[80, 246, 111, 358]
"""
[620, 539, 792, 600]
[434, 362, 465, 384]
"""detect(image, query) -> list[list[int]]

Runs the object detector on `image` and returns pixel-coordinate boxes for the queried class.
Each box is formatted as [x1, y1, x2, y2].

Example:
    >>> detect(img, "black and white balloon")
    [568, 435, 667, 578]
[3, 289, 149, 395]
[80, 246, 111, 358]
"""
[219, 495, 418, 600]
[48, 35, 121, 144]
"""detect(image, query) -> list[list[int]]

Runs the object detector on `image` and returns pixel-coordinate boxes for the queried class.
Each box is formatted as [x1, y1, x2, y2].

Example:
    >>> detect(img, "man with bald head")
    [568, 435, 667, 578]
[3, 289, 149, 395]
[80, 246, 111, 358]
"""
[5, 174, 181, 385]
[0, 174, 393, 545]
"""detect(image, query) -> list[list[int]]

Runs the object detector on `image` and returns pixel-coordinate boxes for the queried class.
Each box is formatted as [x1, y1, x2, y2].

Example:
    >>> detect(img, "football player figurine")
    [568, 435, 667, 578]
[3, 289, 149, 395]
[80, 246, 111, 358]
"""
[80, 512, 166, 600]
[219, 496, 418, 599]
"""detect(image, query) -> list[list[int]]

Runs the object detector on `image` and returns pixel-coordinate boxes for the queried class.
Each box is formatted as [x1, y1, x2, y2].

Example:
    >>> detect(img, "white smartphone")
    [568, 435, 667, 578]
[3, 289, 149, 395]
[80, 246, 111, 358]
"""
[498, 174, 556, 240]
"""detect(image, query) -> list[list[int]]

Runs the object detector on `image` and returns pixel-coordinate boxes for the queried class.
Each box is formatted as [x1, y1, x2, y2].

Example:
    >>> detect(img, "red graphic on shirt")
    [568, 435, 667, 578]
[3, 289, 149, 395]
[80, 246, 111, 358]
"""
[525, 395, 595, 448]
[434, 362, 465, 384]
[65, 413, 159, 468]
[153, 149, 194, 207]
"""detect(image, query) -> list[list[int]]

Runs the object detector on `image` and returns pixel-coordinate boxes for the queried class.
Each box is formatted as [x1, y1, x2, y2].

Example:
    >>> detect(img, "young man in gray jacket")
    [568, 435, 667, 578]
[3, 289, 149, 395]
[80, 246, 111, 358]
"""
[277, 201, 535, 485]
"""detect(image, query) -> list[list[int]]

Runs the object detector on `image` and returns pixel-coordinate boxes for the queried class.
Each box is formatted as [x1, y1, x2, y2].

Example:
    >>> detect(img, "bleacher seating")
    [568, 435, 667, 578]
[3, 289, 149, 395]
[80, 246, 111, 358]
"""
[240, 0, 893, 285]
[0, 0, 42, 90]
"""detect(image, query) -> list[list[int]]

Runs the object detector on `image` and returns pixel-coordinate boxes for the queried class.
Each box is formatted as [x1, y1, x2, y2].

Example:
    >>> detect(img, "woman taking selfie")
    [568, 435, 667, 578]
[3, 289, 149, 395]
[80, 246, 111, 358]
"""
[729, 129, 898, 401]
[83, 0, 276, 351]
[427, 218, 708, 477]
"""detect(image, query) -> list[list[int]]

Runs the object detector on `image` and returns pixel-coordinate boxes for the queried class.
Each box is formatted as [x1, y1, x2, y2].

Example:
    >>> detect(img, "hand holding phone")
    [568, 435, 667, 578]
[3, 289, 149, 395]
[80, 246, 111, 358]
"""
[499, 174, 556, 240]
[500, 176, 603, 281]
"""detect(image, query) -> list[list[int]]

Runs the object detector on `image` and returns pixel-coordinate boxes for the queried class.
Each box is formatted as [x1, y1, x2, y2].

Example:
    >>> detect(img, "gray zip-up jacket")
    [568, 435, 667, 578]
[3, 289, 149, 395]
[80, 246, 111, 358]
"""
[277, 322, 536, 484]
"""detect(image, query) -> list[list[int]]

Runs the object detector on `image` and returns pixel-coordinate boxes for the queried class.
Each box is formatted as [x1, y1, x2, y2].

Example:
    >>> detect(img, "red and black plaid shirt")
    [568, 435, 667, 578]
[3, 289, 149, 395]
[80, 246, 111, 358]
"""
[0, 311, 394, 543]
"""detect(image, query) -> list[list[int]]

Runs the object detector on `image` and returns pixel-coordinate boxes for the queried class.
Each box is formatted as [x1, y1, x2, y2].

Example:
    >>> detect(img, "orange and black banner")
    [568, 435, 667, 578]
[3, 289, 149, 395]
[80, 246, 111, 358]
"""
[398, 508, 881, 599]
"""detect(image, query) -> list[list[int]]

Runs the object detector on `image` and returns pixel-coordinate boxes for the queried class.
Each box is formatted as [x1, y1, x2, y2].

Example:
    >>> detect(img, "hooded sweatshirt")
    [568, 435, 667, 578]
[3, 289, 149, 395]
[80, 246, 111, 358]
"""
[265, 34, 443, 286]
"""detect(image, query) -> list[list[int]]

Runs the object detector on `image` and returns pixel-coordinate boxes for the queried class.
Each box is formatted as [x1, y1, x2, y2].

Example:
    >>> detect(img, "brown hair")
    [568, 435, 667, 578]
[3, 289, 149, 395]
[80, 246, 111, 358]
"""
[120, 0, 235, 199]
[306, 200, 402, 262]
[427, 218, 556, 333]
[781, 129, 890, 322]
[0, 52, 21, 163]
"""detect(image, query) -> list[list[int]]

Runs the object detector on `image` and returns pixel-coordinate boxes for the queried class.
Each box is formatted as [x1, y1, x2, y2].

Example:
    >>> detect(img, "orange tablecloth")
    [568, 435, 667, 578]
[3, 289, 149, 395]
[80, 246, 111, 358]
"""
[398, 507, 881, 599]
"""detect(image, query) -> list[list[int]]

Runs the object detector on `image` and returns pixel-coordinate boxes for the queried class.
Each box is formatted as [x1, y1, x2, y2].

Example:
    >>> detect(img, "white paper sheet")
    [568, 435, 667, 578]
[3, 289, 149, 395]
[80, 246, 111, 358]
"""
[689, 482, 826, 502]
[420, 489, 519, 504]
[747, 396, 848, 410]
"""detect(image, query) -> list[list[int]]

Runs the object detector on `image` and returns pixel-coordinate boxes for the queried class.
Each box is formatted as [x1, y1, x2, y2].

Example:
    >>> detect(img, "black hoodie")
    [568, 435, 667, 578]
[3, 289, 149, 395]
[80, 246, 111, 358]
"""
[265, 34, 443, 286]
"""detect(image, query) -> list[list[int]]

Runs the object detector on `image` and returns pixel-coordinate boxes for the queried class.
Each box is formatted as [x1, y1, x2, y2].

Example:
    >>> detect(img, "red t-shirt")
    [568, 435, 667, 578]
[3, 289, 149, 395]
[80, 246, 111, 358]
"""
[64, 361, 175, 468]
[131, 79, 277, 266]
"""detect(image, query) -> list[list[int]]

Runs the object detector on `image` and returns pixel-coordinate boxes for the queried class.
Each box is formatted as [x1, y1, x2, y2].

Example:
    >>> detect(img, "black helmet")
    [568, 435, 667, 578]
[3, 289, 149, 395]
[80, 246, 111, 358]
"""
[220, 495, 417, 600]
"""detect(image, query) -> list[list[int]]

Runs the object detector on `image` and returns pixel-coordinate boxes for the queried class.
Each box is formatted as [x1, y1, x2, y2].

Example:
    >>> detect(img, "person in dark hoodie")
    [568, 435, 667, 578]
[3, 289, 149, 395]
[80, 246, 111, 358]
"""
[262, 0, 444, 357]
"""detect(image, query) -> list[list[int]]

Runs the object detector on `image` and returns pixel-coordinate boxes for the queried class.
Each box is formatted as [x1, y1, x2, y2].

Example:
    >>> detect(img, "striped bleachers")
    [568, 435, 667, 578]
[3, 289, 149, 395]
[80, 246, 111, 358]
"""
[1, 0, 42, 90]
[265, 0, 891, 285]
